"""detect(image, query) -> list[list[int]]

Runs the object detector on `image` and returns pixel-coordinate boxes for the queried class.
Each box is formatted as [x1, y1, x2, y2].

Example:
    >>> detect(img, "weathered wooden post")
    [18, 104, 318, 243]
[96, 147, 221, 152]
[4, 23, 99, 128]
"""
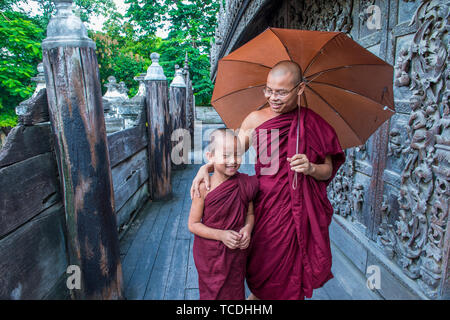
[183, 53, 195, 147]
[169, 65, 188, 170]
[144, 53, 172, 200]
[41, 0, 123, 299]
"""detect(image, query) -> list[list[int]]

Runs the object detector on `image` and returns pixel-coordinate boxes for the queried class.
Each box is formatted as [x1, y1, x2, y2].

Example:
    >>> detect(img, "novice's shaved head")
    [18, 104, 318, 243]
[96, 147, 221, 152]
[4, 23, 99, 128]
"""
[269, 61, 303, 85]
[208, 128, 239, 154]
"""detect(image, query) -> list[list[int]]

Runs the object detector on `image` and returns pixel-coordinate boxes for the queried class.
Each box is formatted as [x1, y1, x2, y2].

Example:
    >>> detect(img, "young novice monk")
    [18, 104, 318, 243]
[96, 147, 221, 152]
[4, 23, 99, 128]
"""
[188, 128, 259, 300]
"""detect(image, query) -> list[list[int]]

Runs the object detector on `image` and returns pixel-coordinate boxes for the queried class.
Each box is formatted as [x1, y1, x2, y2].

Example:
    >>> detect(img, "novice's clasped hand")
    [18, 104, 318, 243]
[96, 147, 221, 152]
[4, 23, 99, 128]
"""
[220, 228, 251, 250]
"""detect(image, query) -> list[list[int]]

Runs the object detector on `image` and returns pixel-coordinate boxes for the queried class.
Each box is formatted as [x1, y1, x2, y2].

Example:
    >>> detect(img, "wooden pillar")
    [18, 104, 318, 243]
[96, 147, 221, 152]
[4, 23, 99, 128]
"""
[183, 53, 195, 147]
[169, 65, 188, 170]
[41, 0, 123, 300]
[144, 53, 172, 200]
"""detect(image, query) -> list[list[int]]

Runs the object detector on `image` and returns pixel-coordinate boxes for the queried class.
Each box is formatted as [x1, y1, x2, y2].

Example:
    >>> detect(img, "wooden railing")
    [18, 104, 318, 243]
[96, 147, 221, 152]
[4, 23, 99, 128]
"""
[0, 0, 194, 300]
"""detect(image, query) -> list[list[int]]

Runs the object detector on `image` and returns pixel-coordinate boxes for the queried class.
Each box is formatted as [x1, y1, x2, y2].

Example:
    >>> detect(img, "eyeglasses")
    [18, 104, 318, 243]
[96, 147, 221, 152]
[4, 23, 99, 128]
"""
[262, 81, 302, 98]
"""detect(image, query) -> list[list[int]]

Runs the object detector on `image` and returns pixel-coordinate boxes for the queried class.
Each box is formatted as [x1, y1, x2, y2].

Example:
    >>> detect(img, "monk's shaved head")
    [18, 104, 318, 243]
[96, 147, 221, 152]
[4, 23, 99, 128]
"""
[269, 61, 303, 85]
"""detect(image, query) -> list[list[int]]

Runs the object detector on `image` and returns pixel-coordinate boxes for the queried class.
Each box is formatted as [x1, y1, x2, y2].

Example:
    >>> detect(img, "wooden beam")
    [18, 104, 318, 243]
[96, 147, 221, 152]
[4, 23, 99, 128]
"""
[0, 152, 60, 238]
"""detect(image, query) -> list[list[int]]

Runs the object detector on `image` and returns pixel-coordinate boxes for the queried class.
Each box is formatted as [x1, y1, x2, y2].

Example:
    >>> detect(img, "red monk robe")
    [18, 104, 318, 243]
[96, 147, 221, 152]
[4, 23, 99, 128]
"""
[247, 106, 345, 300]
[193, 172, 259, 300]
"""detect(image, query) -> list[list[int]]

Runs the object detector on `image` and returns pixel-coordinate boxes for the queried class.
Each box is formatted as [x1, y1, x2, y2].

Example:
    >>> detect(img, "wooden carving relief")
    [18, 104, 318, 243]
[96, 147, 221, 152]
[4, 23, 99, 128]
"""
[290, 0, 354, 32]
[376, 0, 449, 298]
[329, 149, 355, 219]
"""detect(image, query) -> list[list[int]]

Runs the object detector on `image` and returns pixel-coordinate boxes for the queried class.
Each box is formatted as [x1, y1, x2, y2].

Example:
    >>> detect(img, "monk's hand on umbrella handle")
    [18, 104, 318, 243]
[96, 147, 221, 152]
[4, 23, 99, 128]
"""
[287, 154, 314, 176]
[220, 230, 242, 250]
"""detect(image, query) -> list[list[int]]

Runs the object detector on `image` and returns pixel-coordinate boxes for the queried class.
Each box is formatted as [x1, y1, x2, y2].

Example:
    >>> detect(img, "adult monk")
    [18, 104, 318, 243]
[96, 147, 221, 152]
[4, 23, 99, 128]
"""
[190, 61, 346, 300]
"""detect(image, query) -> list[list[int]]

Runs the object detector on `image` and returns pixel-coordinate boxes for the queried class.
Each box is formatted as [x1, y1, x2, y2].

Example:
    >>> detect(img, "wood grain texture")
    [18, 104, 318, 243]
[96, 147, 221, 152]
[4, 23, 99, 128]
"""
[0, 152, 61, 238]
[0, 204, 68, 300]
[169, 86, 188, 170]
[145, 80, 172, 200]
[112, 148, 149, 212]
[43, 45, 123, 299]
[0, 124, 53, 169]
[17, 89, 49, 125]
[107, 123, 148, 168]
[116, 183, 149, 232]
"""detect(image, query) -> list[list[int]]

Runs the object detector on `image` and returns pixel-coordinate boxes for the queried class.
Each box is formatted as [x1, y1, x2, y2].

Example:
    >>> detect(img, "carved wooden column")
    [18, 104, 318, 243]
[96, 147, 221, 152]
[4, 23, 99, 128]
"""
[41, 0, 123, 300]
[169, 65, 188, 170]
[144, 53, 172, 200]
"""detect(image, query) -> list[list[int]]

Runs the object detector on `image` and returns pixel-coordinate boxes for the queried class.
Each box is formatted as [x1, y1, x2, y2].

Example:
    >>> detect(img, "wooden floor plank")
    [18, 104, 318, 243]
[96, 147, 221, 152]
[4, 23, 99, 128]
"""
[185, 237, 199, 290]
[119, 200, 151, 256]
[121, 201, 163, 286]
[185, 288, 200, 300]
[124, 181, 182, 299]
[143, 182, 186, 299]
[164, 239, 190, 300]
[322, 277, 353, 300]
[176, 165, 199, 240]
[308, 287, 331, 300]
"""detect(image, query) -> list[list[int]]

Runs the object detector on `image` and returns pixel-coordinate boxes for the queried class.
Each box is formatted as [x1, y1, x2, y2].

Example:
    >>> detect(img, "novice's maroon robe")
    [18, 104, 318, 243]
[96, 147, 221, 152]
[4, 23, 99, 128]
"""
[247, 106, 345, 300]
[193, 172, 259, 300]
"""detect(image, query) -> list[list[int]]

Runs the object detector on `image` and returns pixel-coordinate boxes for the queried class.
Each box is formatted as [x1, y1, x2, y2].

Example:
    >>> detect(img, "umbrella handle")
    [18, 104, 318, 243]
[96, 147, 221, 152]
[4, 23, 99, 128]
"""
[292, 107, 301, 190]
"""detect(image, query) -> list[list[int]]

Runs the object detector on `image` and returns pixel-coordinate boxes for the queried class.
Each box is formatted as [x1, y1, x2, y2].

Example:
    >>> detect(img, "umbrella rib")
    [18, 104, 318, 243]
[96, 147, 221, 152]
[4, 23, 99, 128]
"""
[308, 80, 393, 110]
[221, 59, 273, 69]
[305, 63, 391, 81]
[305, 84, 363, 145]
[303, 33, 342, 75]
[269, 28, 294, 62]
[211, 84, 266, 103]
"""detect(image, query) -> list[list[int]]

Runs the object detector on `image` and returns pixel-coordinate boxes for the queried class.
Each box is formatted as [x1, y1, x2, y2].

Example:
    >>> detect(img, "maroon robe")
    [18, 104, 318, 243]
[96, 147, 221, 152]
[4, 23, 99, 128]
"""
[193, 172, 259, 300]
[247, 106, 345, 300]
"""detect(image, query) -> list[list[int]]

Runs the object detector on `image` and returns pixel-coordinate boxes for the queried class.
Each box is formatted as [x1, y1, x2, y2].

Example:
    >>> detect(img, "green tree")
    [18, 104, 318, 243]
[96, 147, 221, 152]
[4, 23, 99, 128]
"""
[0, 10, 44, 127]
[90, 15, 158, 97]
[29, 0, 116, 28]
[124, 0, 167, 35]
[125, 0, 220, 106]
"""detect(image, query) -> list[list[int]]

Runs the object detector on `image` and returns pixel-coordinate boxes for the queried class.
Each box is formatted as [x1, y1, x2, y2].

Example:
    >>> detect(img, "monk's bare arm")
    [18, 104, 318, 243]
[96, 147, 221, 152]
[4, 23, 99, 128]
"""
[188, 184, 241, 248]
[287, 154, 333, 181]
[236, 112, 257, 154]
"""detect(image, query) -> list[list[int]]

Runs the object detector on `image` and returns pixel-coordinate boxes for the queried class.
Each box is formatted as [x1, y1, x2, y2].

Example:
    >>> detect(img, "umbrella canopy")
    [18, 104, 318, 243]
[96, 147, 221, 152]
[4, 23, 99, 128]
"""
[211, 27, 395, 149]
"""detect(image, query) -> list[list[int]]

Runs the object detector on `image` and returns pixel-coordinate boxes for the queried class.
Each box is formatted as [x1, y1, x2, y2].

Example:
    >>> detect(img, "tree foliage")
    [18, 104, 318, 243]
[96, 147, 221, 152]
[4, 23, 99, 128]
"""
[0, 0, 220, 128]
[29, 0, 116, 27]
[125, 0, 220, 106]
[0, 10, 43, 127]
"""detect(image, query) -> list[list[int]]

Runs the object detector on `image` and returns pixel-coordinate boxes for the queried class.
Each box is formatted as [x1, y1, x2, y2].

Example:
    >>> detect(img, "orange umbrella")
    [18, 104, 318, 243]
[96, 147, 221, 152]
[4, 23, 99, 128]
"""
[211, 27, 395, 149]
